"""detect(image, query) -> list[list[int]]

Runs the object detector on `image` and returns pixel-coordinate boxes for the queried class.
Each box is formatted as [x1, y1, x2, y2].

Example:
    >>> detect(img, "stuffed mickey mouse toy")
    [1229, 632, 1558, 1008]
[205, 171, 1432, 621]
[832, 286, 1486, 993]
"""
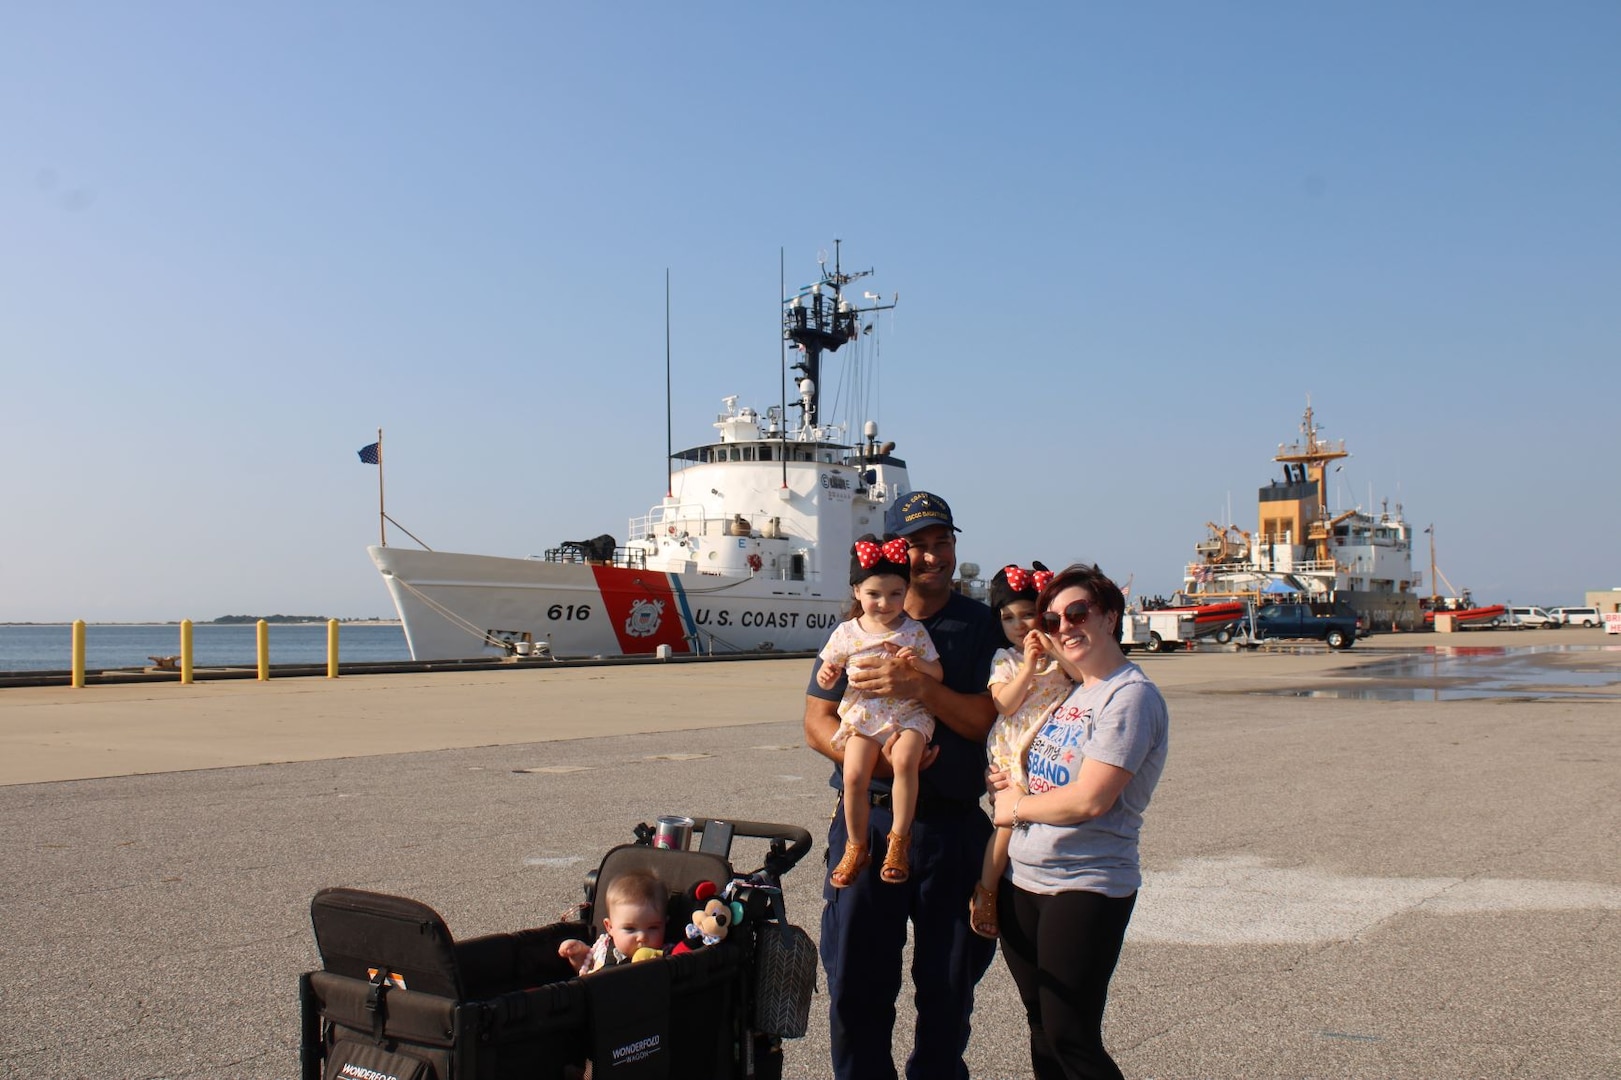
[669, 881, 742, 955]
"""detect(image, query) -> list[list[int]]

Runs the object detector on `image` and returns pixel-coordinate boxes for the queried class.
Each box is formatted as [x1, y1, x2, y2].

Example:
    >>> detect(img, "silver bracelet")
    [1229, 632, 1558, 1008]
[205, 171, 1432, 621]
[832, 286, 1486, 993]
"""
[1011, 795, 1030, 829]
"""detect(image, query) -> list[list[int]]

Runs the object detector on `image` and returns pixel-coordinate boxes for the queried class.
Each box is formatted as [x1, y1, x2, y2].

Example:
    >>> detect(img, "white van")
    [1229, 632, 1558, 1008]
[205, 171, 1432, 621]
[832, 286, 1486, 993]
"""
[1549, 606, 1602, 628]
[1503, 605, 1559, 629]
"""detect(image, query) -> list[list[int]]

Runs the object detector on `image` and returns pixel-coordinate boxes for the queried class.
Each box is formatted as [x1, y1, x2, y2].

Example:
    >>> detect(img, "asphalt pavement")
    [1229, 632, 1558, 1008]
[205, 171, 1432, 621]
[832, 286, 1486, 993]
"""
[1, 629, 1617, 1078]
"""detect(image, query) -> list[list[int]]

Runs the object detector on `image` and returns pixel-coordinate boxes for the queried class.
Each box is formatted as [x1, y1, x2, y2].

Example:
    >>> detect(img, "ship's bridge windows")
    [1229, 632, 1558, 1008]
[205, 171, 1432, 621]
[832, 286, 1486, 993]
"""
[757, 445, 771, 462]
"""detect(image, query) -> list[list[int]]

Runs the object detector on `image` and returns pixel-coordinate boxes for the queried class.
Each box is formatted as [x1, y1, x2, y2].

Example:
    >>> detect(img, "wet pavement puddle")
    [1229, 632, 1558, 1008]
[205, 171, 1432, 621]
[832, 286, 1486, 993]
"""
[1249, 643, 1621, 701]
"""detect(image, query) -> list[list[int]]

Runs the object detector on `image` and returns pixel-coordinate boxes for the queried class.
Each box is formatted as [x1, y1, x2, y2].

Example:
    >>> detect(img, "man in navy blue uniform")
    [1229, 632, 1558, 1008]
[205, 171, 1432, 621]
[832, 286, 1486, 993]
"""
[804, 491, 1002, 1079]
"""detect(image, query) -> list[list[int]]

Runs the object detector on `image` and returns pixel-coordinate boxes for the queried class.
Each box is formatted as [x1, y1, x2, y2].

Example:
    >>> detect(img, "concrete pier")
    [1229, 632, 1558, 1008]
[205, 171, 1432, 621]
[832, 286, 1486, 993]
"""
[1, 628, 1616, 1078]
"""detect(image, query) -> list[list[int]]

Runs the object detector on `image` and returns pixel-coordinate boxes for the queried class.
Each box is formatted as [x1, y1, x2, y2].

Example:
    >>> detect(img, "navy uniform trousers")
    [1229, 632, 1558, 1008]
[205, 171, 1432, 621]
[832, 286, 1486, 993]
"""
[820, 793, 998, 1080]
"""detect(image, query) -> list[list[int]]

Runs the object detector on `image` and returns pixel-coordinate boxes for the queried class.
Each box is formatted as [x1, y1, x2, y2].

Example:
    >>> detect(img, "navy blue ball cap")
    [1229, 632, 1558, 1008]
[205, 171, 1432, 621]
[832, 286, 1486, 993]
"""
[884, 491, 960, 537]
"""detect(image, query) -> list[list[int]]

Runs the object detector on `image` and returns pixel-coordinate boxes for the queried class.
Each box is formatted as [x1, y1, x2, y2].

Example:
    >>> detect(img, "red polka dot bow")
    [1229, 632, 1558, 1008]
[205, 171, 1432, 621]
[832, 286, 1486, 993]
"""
[856, 537, 911, 569]
[1003, 565, 1053, 593]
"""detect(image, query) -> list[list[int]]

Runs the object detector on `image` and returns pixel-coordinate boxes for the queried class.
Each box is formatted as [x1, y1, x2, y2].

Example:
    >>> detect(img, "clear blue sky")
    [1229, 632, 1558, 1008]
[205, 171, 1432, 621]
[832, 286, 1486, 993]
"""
[5, 2, 1617, 622]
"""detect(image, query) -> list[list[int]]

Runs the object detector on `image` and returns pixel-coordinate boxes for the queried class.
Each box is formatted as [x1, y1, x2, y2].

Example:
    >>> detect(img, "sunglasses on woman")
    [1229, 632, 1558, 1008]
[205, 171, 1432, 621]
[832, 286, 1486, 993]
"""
[1040, 600, 1093, 634]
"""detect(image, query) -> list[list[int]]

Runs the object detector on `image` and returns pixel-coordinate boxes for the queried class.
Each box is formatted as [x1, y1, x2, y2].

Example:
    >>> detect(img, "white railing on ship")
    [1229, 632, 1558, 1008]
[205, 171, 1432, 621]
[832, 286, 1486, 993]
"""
[1186, 558, 1339, 579]
[630, 505, 782, 541]
[629, 503, 711, 541]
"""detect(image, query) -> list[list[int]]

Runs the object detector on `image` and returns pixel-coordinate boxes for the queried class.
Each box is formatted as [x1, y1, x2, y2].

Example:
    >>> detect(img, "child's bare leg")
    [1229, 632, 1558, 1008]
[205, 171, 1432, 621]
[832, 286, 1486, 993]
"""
[831, 734, 881, 888]
[842, 734, 881, 840]
[969, 824, 1011, 936]
[886, 728, 927, 838]
[982, 823, 1012, 891]
[880, 728, 927, 883]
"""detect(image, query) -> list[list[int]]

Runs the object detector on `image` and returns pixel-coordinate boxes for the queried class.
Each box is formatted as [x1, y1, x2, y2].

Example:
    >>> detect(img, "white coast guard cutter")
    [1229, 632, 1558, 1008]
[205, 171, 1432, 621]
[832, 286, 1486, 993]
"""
[369, 246, 918, 660]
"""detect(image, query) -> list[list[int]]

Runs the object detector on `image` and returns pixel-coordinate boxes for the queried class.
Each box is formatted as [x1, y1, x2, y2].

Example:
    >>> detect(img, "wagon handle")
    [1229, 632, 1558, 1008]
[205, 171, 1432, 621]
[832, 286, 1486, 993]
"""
[692, 817, 813, 875]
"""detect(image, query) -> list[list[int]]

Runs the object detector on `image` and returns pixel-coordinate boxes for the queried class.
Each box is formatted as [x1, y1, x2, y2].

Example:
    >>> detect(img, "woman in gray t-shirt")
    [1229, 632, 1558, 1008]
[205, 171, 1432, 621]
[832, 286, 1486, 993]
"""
[989, 563, 1169, 1080]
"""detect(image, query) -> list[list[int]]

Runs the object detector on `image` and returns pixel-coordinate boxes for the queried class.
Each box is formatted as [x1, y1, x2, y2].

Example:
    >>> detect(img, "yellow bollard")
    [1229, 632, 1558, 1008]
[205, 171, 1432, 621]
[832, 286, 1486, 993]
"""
[257, 620, 270, 681]
[72, 620, 86, 689]
[180, 619, 194, 685]
[327, 619, 340, 679]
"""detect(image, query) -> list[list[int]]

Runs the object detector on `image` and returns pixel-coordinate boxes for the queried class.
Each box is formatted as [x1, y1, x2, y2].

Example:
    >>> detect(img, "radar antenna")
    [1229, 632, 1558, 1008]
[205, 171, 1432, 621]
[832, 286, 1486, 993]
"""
[782, 239, 895, 431]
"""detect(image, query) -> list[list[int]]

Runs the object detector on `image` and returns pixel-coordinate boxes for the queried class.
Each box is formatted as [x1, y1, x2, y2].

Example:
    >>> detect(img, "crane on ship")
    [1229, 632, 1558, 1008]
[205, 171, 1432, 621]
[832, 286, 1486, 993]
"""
[1194, 522, 1251, 565]
[1426, 525, 1476, 611]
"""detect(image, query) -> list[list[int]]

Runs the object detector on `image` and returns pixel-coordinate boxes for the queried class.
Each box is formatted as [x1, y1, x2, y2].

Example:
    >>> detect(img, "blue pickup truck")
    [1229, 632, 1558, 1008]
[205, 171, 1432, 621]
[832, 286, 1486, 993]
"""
[1247, 603, 1361, 649]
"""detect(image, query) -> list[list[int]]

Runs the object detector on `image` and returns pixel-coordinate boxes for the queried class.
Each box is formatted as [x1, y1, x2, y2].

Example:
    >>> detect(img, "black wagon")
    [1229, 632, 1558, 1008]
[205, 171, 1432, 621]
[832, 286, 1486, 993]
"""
[299, 817, 817, 1080]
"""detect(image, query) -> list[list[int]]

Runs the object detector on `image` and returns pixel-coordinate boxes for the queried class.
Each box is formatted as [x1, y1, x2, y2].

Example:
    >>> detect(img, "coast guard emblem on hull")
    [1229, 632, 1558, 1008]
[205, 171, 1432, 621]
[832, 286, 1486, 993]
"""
[625, 598, 664, 638]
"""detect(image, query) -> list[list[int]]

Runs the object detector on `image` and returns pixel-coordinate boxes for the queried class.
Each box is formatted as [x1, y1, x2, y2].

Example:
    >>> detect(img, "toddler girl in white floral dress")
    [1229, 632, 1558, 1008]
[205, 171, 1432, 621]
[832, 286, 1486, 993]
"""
[970, 562, 1072, 938]
[817, 534, 943, 887]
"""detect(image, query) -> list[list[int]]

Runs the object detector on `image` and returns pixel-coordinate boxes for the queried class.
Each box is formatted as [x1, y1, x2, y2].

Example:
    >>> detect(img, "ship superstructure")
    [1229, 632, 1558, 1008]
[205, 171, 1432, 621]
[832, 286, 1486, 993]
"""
[369, 245, 917, 660]
[1180, 404, 1425, 630]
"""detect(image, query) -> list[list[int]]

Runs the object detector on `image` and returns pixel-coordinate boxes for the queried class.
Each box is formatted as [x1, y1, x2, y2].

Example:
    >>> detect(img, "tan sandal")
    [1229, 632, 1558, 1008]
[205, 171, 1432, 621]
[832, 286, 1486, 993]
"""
[969, 882, 999, 939]
[829, 840, 870, 889]
[880, 832, 911, 884]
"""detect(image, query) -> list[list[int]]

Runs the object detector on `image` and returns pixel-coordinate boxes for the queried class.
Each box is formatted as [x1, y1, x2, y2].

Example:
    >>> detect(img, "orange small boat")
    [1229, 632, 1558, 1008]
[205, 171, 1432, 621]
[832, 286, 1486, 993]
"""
[1157, 600, 1248, 634]
[1422, 604, 1506, 627]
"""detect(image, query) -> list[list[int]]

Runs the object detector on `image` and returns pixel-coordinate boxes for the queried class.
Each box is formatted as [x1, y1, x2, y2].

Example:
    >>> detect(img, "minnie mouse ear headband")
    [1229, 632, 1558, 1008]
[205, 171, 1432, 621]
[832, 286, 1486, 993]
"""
[850, 534, 911, 586]
[988, 561, 1052, 613]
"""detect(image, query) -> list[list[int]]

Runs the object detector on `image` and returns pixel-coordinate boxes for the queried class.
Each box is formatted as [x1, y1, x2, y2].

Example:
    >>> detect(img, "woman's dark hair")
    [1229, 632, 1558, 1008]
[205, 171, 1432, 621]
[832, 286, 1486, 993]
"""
[1035, 563, 1127, 643]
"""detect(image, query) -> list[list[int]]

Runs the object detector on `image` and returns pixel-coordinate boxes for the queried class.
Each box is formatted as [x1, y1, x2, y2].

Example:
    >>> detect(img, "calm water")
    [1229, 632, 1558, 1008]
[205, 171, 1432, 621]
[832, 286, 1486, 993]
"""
[0, 623, 411, 672]
[1249, 643, 1621, 701]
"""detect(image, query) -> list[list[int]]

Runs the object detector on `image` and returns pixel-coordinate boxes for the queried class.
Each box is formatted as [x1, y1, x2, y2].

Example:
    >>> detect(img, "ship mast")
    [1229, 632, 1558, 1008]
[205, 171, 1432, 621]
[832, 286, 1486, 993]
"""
[1429, 524, 1438, 605]
[1273, 402, 1349, 565]
[782, 240, 894, 438]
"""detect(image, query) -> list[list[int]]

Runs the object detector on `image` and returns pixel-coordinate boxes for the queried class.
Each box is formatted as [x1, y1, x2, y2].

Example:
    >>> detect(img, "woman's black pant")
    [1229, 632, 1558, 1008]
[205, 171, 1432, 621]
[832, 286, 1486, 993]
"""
[997, 878, 1138, 1080]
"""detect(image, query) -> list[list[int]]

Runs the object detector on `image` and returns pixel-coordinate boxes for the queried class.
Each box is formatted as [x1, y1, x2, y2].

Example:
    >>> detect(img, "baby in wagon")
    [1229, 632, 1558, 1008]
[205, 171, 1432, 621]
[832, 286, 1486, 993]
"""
[558, 870, 668, 975]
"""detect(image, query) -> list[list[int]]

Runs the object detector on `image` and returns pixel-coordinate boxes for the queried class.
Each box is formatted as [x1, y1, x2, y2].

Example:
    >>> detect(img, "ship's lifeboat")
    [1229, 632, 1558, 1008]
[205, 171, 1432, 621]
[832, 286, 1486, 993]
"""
[1422, 604, 1506, 627]
[1156, 600, 1249, 641]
